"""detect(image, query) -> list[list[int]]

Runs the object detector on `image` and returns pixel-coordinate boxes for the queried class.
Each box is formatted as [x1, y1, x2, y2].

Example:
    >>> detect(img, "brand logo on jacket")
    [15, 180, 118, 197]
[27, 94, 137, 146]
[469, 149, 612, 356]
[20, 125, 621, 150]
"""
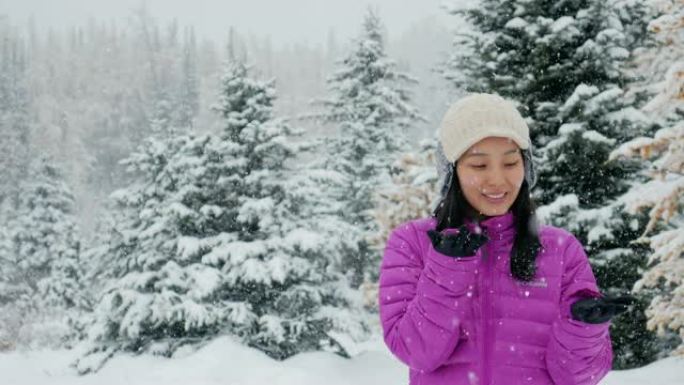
[516, 277, 548, 288]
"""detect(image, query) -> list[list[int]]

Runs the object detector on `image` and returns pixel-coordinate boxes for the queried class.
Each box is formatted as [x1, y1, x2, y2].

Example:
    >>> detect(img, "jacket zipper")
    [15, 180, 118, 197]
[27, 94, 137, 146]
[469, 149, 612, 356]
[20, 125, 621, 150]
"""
[481, 230, 492, 385]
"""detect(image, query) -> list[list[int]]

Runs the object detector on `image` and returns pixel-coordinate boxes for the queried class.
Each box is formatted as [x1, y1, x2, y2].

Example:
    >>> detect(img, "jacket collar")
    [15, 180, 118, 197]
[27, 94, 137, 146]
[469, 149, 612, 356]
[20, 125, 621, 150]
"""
[464, 210, 516, 240]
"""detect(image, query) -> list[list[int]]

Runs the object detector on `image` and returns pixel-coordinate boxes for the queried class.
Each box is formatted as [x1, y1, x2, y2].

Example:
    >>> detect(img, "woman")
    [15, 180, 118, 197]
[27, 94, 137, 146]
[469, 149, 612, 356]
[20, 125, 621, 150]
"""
[378, 93, 632, 385]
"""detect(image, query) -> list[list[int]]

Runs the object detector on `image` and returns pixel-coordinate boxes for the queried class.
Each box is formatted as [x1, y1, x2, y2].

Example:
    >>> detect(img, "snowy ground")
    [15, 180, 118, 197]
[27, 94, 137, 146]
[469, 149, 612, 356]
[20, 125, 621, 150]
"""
[1, 334, 682, 385]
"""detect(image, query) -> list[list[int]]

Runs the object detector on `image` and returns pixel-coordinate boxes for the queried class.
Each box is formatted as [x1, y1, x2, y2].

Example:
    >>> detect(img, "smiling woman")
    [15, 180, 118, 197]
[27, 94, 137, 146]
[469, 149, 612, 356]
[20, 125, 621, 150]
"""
[433, 93, 540, 281]
[378, 93, 631, 385]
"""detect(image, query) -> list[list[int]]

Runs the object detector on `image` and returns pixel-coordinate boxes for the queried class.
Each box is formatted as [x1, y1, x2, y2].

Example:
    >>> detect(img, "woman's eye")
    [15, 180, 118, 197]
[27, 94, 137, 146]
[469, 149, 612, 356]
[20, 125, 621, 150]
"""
[470, 163, 519, 169]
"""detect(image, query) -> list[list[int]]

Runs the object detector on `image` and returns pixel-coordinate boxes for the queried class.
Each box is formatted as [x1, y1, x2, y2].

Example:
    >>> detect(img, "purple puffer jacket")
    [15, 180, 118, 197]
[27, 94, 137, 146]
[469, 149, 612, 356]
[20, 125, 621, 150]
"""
[378, 211, 612, 385]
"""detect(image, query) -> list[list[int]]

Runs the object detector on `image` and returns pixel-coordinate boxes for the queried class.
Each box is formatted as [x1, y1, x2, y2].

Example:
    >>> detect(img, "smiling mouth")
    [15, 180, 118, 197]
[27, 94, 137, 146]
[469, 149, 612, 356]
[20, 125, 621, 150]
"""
[481, 192, 507, 202]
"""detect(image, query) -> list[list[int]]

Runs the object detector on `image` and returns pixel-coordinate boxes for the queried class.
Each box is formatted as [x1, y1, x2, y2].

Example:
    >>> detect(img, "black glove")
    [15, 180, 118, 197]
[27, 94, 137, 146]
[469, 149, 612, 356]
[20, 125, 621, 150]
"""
[570, 294, 636, 324]
[427, 225, 489, 258]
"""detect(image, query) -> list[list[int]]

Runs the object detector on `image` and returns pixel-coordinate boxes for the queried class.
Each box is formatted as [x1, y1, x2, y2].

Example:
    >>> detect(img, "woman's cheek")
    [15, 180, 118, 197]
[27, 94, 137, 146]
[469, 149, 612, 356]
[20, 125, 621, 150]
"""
[464, 175, 481, 187]
[515, 169, 525, 188]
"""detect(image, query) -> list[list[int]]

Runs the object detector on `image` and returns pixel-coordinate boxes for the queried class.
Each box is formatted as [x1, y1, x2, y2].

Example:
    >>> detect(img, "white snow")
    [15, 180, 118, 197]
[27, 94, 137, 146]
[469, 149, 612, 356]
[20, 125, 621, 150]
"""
[536, 194, 579, 225]
[0, 334, 682, 385]
[551, 16, 576, 34]
[605, 107, 650, 126]
[559, 123, 583, 135]
[177, 236, 201, 260]
[587, 224, 613, 244]
[283, 228, 323, 252]
[505, 17, 528, 30]
[562, 84, 599, 113]
[582, 130, 616, 145]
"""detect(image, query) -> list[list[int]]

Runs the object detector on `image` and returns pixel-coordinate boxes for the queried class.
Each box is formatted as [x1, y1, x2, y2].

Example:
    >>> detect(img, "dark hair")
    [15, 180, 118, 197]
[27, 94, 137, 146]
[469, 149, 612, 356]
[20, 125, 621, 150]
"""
[431, 152, 541, 281]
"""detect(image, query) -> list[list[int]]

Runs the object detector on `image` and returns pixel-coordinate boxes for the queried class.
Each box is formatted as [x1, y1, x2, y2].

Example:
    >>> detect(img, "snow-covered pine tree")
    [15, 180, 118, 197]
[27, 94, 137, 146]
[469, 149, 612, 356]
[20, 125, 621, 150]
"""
[176, 26, 199, 129]
[0, 220, 15, 351]
[211, 60, 370, 358]
[609, 0, 684, 356]
[0, 28, 85, 349]
[134, 10, 187, 136]
[442, 0, 661, 367]
[0, 28, 30, 350]
[76, 59, 369, 373]
[0, 27, 31, 204]
[1, 156, 86, 348]
[315, 9, 423, 288]
[0, 198, 22, 351]
[0, 27, 30, 318]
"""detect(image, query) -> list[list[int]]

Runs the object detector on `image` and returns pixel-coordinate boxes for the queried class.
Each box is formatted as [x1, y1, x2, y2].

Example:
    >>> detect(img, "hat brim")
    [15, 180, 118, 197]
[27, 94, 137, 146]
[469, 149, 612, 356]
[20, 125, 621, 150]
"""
[442, 130, 530, 163]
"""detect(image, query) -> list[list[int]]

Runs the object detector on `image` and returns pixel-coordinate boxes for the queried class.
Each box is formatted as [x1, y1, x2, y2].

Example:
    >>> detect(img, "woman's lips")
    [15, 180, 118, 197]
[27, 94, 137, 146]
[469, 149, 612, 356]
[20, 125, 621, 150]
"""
[482, 192, 507, 204]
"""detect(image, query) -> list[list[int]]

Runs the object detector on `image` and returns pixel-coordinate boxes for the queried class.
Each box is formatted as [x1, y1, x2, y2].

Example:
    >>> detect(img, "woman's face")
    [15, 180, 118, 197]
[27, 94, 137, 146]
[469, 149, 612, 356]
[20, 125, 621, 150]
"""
[456, 136, 525, 217]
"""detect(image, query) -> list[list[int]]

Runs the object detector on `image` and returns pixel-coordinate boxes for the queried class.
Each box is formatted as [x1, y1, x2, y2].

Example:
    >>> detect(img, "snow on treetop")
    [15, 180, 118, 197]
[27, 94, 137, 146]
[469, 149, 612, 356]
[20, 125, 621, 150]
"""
[505, 17, 528, 30]
[551, 16, 576, 34]
[582, 130, 616, 145]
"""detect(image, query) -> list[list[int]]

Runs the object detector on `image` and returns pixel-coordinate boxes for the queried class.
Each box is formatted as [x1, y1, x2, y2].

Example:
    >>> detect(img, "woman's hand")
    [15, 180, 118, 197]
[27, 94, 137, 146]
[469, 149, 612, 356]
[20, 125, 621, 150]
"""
[426, 225, 489, 257]
[570, 294, 636, 324]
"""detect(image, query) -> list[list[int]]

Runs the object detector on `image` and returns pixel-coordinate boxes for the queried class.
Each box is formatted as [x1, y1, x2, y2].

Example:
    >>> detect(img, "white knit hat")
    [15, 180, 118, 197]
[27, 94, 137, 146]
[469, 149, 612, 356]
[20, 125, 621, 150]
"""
[438, 93, 530, 163]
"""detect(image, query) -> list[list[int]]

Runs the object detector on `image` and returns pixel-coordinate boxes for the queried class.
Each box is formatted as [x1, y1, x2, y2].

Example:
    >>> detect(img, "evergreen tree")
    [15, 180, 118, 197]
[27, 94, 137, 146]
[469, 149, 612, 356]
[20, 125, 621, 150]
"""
[0, 27, 85, 349]
[0, 202, 22, 350]
[212, 61, 369, 359]
[0, 30, 31, 333]
[0, 156, 86, 348]
[77, 60, 369, 373]
[176, 26, 199, 129]
[0, 28, 31, 204]
[442, 0, 661, 368]
[0, 27, 31, 348]
[316, 9, 423, 288]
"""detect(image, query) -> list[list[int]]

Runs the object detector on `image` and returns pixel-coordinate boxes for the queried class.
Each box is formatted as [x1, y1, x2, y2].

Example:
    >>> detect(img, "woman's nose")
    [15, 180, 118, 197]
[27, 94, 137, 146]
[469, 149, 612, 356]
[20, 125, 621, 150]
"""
[484, 165, 506, 183]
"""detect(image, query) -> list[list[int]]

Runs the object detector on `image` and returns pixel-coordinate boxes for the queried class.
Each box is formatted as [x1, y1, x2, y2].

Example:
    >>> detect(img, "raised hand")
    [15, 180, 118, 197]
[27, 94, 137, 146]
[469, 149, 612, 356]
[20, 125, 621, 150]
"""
[427, 225, 489, 258]
[570, 294, 636, 324]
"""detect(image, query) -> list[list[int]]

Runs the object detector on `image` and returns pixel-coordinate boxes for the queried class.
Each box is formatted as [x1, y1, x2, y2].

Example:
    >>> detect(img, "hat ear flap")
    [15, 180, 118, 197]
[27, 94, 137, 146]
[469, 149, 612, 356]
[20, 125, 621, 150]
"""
[435, 140, 454, 201]
[522, 147, 537, 189]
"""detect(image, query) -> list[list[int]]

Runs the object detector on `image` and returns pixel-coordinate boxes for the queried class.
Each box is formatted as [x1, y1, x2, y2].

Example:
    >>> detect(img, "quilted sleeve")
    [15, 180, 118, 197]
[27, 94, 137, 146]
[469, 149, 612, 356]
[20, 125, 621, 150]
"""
[378, 221, 475, 373]
[545, 234, 613, 385]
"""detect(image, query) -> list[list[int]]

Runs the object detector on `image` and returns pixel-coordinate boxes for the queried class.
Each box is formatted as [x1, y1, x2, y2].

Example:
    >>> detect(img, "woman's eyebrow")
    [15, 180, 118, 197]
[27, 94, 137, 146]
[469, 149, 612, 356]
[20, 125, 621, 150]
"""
[466, 148, 519, 157]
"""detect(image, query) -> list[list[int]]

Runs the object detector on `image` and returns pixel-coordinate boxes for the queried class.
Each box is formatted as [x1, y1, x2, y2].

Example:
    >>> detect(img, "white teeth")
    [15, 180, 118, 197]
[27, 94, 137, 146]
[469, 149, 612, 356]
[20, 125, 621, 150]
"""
[484, 192, 505, 199]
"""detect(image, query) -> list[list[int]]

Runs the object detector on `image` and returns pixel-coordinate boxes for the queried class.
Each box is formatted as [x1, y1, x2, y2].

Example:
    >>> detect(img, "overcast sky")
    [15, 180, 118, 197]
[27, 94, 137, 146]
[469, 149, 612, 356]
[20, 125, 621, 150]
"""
[2, 0, 453, 46]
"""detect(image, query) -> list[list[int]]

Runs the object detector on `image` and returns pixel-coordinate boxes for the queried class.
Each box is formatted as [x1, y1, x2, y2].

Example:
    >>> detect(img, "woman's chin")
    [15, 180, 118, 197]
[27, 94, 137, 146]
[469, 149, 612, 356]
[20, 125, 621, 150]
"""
[477, 205, 510, 217]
